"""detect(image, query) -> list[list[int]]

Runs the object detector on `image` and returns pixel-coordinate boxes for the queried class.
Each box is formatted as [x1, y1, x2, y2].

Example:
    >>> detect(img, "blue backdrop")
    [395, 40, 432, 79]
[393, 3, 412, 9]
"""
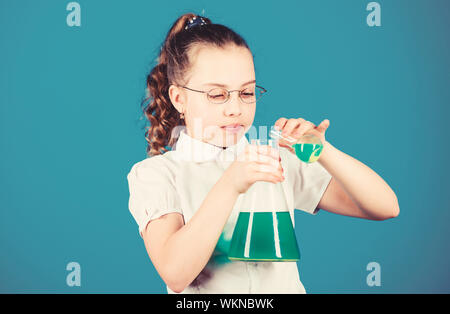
[1, 0, 449, 293]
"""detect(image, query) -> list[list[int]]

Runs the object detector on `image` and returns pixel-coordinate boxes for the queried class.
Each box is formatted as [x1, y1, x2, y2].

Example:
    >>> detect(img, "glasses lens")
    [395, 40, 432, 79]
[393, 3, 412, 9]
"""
[240, 86, 266, 103]
[239, 86, 256, 103]
[207, 88, 228, 104]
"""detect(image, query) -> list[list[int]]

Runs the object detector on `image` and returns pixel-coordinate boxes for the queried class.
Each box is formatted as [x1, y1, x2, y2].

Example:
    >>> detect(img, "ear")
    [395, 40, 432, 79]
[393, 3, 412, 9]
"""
[168, 84, 186, 114]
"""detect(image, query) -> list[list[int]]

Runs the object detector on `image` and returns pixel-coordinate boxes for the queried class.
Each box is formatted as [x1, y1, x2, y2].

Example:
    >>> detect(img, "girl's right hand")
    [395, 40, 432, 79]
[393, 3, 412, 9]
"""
[225, 144, 284, 194]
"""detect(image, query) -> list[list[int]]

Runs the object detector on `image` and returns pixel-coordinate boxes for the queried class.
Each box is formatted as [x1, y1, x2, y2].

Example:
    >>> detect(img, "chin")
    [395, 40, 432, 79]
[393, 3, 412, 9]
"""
[204, 124, 246, 148]
[222, 131, 244, 147]
[210, 132, 241, 148]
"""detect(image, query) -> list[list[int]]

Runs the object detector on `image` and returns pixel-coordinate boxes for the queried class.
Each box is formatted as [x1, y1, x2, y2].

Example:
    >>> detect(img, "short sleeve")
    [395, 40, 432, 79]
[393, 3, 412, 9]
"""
[126, 158, 183, 238]
[285, 149, 332, 215]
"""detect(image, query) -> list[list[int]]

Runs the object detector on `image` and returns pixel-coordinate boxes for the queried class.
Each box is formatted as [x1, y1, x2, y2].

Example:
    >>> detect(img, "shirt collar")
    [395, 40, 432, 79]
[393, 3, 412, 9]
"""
[174, 126, 249, 162]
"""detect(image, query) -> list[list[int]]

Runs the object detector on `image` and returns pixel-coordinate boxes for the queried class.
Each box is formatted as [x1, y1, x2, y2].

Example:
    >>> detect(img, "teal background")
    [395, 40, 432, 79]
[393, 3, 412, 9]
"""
[1, 0, 449, 293]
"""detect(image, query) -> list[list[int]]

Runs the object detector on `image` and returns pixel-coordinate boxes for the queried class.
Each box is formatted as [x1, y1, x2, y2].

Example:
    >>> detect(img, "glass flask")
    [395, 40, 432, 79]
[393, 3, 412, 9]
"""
[227, 138, 300, 262]
[269, 126, 324, 163]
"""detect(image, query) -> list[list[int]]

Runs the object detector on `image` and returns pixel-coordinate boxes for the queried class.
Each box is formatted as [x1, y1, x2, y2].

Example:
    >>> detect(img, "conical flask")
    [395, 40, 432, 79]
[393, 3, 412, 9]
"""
[269, 126, 324, 163]
[228, 138, 300, 262]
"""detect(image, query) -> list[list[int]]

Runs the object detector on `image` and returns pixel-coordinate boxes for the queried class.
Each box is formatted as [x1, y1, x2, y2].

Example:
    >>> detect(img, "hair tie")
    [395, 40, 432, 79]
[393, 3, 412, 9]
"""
[184, 16, 208, 30]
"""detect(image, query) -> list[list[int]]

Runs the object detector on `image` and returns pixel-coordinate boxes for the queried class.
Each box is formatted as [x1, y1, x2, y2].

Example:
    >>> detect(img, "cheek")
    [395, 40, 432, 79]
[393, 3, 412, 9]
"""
[185, 100, 209, 123]
[248, 104, 256, 118]
[186, 107, 221, 138]
[242, 104, 256, 126]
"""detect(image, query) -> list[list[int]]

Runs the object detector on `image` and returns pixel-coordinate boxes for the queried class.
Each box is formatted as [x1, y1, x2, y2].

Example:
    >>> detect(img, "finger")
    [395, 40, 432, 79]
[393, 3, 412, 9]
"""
[274, 117, 288, 131]
[315, 119, 330, 133]
[239, 145, 254, 161]
[247, 149, 260, 162]
[251, 163, 284, 179]
[257, 158, 283, 173]
[244, 143, 280, 161]
[247, 143, 258, 154]
[252, 171, 284, 184]
[242, 145, 279, 164]
[256, 145, 280, 161]
[252, 154, 281, 168]
[256, 164, 284, 177]
[281, 119, 302, 137]
[294, 120, 316, 137]
[244, 150, 276, 165]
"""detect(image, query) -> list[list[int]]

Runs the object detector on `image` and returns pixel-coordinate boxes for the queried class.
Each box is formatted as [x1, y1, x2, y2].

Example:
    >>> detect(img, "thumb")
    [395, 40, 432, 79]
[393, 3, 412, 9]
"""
[315, 119, 330, 133]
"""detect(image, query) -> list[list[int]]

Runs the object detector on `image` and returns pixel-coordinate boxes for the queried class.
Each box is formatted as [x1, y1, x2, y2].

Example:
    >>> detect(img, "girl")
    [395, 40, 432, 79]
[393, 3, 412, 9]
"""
[127, 13, 400, 294]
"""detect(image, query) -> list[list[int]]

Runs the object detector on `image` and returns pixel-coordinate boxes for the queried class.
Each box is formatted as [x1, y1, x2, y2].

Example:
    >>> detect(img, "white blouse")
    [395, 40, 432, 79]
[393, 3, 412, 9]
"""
[126, 126, 332, 294]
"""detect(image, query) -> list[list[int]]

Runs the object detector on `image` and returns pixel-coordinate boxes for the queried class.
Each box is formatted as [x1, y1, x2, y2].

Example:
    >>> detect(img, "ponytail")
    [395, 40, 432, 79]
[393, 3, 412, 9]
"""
[141, 13, 249, 156]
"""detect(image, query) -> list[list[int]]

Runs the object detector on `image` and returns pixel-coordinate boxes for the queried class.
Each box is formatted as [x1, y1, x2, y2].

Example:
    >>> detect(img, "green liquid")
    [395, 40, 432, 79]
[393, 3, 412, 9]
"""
[293, 143, 323, 163]
[228, 211, 300, 262]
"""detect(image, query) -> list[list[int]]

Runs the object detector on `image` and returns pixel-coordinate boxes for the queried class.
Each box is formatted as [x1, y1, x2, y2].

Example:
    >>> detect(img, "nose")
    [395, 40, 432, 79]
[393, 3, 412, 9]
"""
[223, 91, 242, 117]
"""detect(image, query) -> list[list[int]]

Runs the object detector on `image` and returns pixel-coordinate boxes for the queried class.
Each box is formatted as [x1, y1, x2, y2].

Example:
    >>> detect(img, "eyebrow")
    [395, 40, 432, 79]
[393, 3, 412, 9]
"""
[202, 80, 256, 88]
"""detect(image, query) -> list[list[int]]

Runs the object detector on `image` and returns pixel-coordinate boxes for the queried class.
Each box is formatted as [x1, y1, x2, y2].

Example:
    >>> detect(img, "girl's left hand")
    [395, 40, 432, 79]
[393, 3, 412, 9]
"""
[273, 117, 330, 154]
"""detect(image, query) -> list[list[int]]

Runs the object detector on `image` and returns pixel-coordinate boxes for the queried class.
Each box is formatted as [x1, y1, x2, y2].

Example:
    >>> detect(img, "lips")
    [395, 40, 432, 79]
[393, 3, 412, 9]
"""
[221, 124, 244, 133]
[221, 124, 243, 128]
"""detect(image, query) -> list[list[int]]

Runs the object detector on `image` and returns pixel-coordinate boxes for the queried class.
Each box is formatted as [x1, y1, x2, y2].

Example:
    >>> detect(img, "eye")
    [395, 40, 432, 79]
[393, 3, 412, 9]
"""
[240, 87, 256, 98]
[208, 88, 228, 102]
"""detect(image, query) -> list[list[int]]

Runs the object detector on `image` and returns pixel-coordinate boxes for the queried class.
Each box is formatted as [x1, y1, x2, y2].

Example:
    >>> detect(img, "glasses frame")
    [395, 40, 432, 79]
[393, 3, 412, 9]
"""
[176, 84, 267, 104]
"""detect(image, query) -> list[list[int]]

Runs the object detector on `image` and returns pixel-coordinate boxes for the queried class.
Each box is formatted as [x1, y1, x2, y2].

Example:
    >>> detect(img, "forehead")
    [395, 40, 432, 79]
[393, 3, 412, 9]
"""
[187, 45, 255, 88]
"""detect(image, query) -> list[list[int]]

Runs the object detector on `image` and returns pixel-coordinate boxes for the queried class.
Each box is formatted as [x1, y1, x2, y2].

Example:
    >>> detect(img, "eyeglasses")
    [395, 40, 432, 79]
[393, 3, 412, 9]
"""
[176, 84, 267, 104]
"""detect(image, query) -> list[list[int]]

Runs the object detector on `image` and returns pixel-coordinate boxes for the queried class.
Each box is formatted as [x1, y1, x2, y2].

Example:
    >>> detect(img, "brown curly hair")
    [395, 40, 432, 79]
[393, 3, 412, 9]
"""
[141, 13, 250, 156]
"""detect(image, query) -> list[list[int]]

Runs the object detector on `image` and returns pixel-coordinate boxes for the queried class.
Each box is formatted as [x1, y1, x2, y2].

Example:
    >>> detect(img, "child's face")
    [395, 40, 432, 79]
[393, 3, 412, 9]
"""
[171, 45, 256, 148]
